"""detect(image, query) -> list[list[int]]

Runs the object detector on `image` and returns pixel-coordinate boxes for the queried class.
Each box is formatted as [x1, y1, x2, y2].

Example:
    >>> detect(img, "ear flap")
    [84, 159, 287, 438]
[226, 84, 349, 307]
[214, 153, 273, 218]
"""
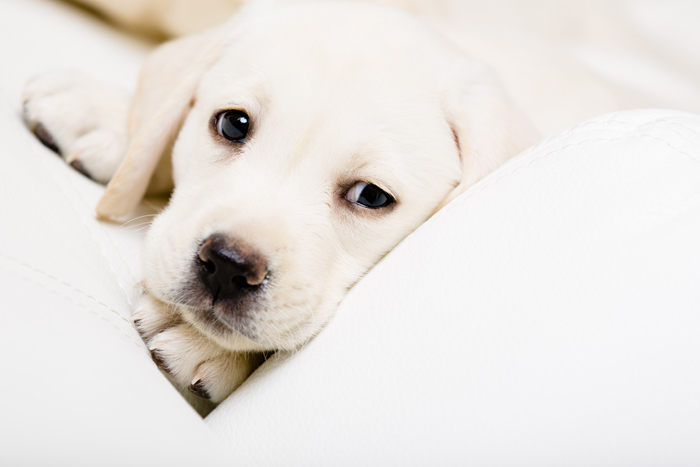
[436, 62, 538, 211]
[96, 28, 225, 219]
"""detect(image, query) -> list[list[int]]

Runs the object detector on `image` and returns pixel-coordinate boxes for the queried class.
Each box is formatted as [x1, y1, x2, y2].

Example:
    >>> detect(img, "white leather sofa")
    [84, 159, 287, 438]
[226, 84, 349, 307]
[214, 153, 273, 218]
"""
[2, 1, 700, 465]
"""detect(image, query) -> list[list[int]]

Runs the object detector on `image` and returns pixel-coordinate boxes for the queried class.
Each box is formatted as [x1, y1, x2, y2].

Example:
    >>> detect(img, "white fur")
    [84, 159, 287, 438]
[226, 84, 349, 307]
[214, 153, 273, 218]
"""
[24, 0, 554, 404]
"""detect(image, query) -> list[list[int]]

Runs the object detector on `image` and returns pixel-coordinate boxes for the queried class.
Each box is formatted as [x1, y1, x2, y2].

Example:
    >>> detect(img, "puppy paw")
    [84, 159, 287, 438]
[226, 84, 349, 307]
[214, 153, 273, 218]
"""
[132, 293, 263, 403]
[22, 70, 129, 183]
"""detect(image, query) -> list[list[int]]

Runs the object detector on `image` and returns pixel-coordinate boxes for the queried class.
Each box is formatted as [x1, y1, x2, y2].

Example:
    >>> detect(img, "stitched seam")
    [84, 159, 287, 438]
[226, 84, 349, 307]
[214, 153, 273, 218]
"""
[584, 116, 700, 146]
[643, 118, 700, 139]
[519, 114, 700, 161]
[443, 134, 700, 217]
[0, 250, 135, 328]
[91, 218, 141, 304]
[2, 101, 141, 332]
[0, 255, 146, 352]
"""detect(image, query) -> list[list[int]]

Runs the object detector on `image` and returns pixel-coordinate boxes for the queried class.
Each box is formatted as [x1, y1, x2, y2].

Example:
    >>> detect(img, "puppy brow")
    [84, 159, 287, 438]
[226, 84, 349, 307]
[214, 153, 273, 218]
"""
[338, 162, 398, 202]
[213, 73, 270, 111]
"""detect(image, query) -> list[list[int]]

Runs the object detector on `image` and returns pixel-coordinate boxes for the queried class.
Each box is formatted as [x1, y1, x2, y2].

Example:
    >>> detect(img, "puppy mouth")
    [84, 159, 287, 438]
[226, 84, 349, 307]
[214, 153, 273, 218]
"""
[194, 304, 260, 342]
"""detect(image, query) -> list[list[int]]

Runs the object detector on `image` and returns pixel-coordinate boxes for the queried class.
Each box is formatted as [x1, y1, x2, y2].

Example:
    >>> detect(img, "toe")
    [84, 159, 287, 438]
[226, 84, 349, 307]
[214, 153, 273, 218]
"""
[188, 378, 211, 399]
[132, 293, 181, 341]
[150, 346, 171, 373]
[69, 159, 92, 179]
[34, 123, 60, 154]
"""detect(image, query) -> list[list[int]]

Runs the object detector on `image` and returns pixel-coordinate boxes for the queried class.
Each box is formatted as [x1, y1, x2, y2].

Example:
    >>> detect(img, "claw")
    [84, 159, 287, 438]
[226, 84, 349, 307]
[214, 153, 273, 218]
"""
[131, 310, 148, 335]
[130, 309, 146, 325]
[189, 379, 211, 399]
[149, 346, 170, 372]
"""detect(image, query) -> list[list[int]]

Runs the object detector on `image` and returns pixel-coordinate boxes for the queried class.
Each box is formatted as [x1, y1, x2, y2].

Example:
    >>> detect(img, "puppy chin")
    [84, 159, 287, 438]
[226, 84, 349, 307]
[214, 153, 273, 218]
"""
[163, 275, 270, 350]
[169, 300, 271, 352]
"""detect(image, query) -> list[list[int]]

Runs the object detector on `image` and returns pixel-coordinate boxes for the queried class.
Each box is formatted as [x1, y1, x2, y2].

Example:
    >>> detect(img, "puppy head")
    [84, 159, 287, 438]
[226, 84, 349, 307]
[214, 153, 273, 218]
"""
[100, 1, 535, 351]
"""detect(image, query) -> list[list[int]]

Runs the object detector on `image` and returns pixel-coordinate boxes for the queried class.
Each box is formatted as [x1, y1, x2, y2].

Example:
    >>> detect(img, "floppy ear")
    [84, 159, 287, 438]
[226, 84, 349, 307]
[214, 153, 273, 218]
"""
[436, 62, 538, 210]
[96, 27, 225, 220]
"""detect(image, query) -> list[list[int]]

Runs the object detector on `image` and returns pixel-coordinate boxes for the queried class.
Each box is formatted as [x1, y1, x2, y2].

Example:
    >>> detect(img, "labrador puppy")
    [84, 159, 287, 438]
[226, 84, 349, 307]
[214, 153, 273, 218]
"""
[22, 0, 535, 403]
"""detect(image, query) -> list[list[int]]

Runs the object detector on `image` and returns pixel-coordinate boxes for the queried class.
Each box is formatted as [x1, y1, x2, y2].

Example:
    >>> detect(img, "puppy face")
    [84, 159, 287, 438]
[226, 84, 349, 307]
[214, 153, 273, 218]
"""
[134, 2, 532, 352]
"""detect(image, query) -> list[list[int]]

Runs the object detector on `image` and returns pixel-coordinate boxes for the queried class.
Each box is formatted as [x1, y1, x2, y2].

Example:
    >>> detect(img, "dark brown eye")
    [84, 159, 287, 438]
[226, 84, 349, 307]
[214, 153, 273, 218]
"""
[345, 182, 394, 208]
[216, 110, 249, 142]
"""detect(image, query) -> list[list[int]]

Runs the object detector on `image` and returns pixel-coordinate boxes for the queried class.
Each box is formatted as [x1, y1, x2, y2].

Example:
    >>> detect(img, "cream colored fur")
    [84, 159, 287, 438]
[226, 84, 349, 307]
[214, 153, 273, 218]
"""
[23, 0, 636, 406]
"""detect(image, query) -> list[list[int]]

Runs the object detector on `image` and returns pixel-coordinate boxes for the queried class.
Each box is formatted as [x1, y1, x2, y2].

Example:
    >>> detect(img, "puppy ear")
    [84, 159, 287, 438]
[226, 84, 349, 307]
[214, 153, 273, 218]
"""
[437, 62, 538, 210]
[96, 28, 225, 219]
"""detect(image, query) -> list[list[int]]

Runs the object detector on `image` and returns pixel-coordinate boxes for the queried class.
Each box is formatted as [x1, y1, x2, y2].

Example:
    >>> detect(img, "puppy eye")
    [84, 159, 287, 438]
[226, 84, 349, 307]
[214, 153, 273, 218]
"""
[345, 182, 394, 208]
[216, 110, 249, 142]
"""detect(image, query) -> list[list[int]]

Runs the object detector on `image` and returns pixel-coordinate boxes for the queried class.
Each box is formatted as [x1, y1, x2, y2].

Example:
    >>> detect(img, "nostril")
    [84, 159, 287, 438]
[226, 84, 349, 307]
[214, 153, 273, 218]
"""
[196, 234, 268, 301]
[231, 275, 250, 288]
[198, 240, 217, 275]
[200, 256, 216, 275]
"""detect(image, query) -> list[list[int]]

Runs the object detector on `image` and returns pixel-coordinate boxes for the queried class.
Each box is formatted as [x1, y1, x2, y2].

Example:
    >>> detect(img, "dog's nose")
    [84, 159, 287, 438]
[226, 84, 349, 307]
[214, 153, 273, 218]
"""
[197, 234, 267, 302]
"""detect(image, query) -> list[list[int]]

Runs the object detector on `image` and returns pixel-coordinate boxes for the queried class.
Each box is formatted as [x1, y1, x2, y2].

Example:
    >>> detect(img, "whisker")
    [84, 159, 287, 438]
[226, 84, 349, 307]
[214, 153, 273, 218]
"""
[120, 214, 157, 229]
